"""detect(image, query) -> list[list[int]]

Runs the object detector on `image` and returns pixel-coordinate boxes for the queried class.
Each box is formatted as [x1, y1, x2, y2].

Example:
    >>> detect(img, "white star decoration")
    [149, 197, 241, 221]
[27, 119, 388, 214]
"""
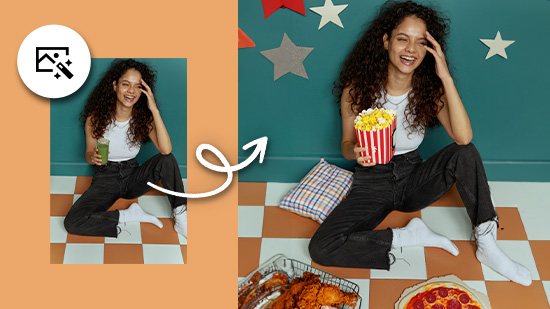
[310, 0, 348, 30]
[260, 33, 314, 80]
[480, 31, 515, 60]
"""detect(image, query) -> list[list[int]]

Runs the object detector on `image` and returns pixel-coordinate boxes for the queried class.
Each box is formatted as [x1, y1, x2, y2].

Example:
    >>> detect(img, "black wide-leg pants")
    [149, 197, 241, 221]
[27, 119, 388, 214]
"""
[308, 143, 497, 270]
[64, 153, 187, 237]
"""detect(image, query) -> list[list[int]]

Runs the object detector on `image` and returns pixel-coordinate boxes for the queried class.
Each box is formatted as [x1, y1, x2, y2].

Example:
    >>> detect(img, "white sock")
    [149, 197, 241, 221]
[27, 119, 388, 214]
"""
[475, 220, 532, 286]
[392, 217, 459, 256]
[173, 205, 187, 239]
[118, 203, 163, 228]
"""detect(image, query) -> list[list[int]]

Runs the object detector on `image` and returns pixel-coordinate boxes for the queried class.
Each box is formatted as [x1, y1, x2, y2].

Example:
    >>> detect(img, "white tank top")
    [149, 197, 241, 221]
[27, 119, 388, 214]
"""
[102, 119, 141, 161]
[380, 90, 424, 155]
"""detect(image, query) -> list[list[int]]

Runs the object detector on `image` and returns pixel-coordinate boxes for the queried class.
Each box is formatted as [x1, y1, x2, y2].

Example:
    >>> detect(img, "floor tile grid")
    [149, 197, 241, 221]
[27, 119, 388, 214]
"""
[238, 181, 550, 309]
[50, 176, 187, 264]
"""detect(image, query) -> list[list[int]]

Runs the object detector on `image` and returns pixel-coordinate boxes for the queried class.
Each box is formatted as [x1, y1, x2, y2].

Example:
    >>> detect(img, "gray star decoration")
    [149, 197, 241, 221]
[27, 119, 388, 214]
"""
[260, 33, 314, 81]
[480, 31, 515, 60]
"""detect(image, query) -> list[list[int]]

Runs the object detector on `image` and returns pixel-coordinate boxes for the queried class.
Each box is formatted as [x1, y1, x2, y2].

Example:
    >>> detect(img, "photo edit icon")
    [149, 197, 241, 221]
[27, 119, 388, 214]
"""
[18, 25, 90, 98]
[36, 47, 74, 79]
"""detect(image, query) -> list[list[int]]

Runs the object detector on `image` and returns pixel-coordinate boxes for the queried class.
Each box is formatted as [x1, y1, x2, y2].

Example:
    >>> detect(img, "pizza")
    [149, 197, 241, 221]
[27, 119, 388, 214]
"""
[399, 283, 483, 309]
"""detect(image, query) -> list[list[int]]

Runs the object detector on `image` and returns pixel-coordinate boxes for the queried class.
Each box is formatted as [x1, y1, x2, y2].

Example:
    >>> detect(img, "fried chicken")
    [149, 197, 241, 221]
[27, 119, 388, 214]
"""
[239, 272, 289, 309]
[240, 271, 358, 309]
[267, 272, 358, 309]
[316, 285, 359, 307]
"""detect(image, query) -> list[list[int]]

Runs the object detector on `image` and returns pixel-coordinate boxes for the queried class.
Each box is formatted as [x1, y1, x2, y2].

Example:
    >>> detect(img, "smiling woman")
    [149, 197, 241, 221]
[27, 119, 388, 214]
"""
[383, 16, 428, 75]
[62, 59, 188, 239]
[83, 60, 156, 149]
[308, 0, 532, 287]
[113, 69, 143, 108]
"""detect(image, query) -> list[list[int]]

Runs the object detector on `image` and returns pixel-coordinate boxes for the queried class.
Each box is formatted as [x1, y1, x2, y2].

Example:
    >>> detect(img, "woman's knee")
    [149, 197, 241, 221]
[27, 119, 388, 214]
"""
[157, 153, 177, 165]
[453, 142, 481, 160]
[152, 152, 174, 160]
[458, 142, 476, 150]
[446, 142, 479, 159]
[63, 207, 92, 235]
[308, 241, 324, 264]
[63, 215, 79, 234]
[308, 233, 332, 265]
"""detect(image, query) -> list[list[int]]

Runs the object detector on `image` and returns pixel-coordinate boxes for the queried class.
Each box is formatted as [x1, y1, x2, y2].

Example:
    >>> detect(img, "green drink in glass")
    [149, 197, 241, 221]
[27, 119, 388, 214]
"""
[97, 138, 109, 164]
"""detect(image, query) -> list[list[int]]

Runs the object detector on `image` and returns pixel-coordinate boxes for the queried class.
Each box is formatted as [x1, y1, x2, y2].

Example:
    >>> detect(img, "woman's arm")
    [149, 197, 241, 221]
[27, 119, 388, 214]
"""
[148, 111, 172, 155]
[424, 31, 473, 145]
[141, 79, 172, 155]
[436, 81, 473, 145]
[341, 87, 374, 167]
[84, 116, 103, 165]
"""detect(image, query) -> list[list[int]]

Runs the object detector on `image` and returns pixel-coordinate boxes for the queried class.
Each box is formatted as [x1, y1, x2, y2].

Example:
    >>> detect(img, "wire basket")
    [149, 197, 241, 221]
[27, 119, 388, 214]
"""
[239, 254, 362, 309]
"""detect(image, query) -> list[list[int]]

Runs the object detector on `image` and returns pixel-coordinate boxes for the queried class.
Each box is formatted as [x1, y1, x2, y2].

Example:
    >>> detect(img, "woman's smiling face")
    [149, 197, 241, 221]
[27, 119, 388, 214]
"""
[113, 68, 143, 108]
[383, 16, 428, 76]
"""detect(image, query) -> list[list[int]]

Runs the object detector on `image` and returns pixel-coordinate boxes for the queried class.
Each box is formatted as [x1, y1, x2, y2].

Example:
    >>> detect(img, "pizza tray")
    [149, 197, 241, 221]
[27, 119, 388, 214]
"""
[394, 274, 491, 309]
[239, 254, 362, 309]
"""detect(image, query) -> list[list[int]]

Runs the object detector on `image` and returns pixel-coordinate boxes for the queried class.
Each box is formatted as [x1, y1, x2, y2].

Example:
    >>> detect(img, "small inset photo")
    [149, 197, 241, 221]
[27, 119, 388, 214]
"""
[50, 58, 188, 264]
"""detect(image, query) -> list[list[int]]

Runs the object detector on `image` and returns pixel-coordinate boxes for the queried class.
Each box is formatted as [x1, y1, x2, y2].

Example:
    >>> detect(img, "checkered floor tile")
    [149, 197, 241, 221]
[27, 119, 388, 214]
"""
[50, 176, 187, 264]
[238, 181, 550, 308]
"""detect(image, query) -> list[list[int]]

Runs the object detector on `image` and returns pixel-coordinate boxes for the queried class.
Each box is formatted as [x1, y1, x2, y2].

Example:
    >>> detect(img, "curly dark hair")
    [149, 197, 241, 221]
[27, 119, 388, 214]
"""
[80, 58, 157, 146]
[334, 0, 450, 133]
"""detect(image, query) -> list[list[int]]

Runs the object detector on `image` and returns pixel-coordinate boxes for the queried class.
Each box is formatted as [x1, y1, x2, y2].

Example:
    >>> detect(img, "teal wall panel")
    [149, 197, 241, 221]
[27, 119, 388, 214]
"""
[238, 0, 550, 182]
[51, 58, 187, 177]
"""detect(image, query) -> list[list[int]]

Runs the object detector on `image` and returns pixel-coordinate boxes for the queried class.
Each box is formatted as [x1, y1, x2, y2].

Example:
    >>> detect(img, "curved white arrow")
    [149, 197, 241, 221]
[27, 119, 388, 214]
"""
[197, 136, 267, 173]
[147, 137, 268, 198]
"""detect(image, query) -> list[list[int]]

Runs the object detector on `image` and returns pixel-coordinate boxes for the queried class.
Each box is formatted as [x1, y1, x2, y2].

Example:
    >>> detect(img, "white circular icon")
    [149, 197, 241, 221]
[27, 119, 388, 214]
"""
[17, 25, 91, 99]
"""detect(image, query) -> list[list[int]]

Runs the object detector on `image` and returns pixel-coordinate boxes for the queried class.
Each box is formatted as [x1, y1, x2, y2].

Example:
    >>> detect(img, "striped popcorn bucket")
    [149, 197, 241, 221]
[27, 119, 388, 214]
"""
[355, 118, 396, 164]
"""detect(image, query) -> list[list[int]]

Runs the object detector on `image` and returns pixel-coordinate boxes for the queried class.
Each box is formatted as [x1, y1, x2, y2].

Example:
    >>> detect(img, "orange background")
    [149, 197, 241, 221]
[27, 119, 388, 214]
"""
[2, 0, 237, 307]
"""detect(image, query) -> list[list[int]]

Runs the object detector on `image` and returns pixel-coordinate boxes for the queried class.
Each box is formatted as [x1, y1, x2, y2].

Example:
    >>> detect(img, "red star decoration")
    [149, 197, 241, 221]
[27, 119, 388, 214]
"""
[261, 0, 306, 19]
[238, 28, 256, 49]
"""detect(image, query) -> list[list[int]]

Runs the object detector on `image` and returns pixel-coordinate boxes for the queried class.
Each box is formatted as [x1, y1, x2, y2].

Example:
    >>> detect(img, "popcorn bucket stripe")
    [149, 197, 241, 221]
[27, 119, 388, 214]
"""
[386, 126, 393, 161]
[364, 130, 370, 163]
[386, 126, 390, 162]
[372, 129, 378, 163]
[362, 130, 368, 162]
[385, 126, 390, 162]
[391, 119, 396, 156]
[355, 128, 363, 162]
[371, 131, 382, 164]
[369, 130, 376, 164]
[355, 129, 364, 155]
[358, 129, 366, 162]
[361, 129, 368, 161]
[380, 129, 388, 162]
[376, 129, 382, 163]
[356, 129, 366, 164]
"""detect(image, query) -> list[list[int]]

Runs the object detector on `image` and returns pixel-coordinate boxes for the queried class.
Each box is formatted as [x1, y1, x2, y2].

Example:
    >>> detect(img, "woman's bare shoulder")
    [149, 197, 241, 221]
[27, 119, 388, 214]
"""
[341, 86, 361, 116]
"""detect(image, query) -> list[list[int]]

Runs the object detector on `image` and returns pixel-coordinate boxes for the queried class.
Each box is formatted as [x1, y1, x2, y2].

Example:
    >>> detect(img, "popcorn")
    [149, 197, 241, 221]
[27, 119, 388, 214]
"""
[354, 108, 397, 132]
[354, 108, 397, 165]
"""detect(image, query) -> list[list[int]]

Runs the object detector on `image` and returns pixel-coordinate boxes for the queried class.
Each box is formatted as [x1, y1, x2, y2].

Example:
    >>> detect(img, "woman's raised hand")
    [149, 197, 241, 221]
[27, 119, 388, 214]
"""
[354, 145, 376, 167]
[424, 31, 452, 81]
[140, 79, 159, 113]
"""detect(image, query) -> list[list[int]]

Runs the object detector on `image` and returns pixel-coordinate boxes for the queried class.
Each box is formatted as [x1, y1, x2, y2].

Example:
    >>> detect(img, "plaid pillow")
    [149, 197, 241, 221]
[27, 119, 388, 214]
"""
[279, 158, 354, 223]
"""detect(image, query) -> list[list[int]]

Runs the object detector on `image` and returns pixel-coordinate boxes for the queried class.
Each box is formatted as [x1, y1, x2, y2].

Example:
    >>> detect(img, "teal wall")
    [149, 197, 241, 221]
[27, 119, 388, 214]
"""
[51, 58, 187, 177]
[238, 0, 550, 182]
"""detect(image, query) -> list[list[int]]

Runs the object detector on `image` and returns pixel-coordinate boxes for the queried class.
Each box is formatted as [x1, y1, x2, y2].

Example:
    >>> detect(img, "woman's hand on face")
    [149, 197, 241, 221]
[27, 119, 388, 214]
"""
[140, 79, 159, 113]
[424, 31, 452, 81]
[354, 145, 376, 167]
